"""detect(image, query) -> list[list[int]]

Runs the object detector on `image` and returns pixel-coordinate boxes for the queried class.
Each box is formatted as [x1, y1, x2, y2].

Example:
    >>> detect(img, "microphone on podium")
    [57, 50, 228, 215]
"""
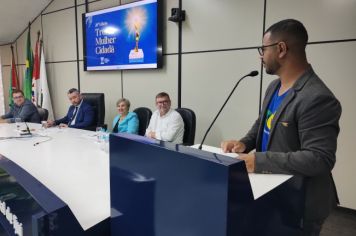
[198, 70, 259, 150]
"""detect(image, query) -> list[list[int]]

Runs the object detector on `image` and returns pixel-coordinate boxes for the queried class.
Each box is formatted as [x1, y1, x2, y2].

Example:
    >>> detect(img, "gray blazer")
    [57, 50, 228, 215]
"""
[1, 99, 41, 123]
[240, 67, 342, 221]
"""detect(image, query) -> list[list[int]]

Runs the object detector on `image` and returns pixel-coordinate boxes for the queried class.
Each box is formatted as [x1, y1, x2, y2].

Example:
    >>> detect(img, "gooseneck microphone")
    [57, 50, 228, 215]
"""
[24, 122, 32, 136]
[198, 70, 259, 150]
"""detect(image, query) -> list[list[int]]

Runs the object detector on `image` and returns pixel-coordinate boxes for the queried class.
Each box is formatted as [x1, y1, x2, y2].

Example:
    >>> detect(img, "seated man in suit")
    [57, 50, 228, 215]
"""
[145, 92, 184, 144]
[1, 89, 41, 124]
[47, 88, 94, 129]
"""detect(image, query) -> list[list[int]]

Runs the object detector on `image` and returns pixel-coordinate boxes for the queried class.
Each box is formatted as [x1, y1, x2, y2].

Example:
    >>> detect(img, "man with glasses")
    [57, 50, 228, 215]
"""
[221, 19, 341, 235]
[0, 89, 40, 123]
[145, 92, 184, 144]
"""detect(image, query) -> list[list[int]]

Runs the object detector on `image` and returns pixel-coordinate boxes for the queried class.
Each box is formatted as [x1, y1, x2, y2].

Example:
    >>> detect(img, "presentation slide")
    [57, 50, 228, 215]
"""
[84, 0, 160, 71]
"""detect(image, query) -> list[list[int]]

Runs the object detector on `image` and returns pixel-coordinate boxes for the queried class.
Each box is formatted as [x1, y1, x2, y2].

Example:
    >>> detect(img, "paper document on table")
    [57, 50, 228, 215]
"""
[191, 144, 293, 200]
[248, 173, 292, 199]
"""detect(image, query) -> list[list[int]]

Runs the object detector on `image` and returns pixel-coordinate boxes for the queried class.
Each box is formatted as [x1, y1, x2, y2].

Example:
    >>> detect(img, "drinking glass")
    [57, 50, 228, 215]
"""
[15, 118, 22, 130]
[41, 121, 48, 130]
[96, 127, 102, 142]
[100, 133, 110, 153]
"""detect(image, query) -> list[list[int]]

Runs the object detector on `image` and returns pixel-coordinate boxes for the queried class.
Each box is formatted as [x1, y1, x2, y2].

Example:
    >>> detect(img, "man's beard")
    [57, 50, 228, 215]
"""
[265, 59, 281, 75]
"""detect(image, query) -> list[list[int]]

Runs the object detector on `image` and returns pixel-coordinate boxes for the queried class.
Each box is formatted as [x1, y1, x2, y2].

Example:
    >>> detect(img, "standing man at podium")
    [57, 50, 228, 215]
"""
[146, 92, 184, 144]
[221, 19, 341, 235]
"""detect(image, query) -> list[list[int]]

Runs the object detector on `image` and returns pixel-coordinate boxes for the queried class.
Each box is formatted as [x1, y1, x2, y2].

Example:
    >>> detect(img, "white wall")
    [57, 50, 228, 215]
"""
[1, 0, 356, 210]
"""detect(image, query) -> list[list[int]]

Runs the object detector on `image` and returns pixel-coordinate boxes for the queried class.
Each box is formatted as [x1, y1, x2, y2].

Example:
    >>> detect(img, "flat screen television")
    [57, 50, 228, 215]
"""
[82, 0, 162, 71]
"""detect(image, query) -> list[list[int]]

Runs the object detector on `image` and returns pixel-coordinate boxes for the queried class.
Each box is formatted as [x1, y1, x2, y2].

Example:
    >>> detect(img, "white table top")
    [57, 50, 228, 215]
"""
[0, 123, 110, 230]
[192, 144, 292, 200]
[0, 123, 292, 229]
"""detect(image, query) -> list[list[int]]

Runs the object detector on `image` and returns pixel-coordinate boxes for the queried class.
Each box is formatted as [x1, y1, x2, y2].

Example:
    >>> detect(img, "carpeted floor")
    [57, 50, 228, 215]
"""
[321, 207, 356, 236]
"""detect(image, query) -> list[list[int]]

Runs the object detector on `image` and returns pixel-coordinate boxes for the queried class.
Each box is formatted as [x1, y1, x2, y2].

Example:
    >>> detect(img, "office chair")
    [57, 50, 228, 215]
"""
[37, 107, 49, 121]
[133, 107, 152, 136]
[175, 108, 196, 146]
[81, 93, 106, 131]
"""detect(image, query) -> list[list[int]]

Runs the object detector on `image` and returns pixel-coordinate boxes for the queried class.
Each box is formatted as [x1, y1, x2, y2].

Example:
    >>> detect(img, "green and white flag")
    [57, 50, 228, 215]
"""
[23, 26, 33, 100]
[39, 46, 54, 120]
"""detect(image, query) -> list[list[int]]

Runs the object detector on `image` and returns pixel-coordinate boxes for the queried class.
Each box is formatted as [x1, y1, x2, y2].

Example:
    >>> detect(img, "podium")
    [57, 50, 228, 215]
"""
[110, 133, 305, 236]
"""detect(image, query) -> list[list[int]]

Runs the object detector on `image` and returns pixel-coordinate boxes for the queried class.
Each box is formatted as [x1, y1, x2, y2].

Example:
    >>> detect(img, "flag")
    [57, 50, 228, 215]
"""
[23, 25, 33, 100]
[9, 45, 19, 107]
[32, 33, 41, 105]
[39, 45, 54, 120]
[0, 56, 5, 114]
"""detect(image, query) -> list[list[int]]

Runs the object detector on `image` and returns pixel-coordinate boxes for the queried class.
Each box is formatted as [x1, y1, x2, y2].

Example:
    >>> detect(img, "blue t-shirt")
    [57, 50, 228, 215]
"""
[261, 86, 289, 152]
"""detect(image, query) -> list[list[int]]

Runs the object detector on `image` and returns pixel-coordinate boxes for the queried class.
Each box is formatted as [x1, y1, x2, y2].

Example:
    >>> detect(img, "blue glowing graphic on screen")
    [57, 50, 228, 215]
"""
[84, 0, 161, 70]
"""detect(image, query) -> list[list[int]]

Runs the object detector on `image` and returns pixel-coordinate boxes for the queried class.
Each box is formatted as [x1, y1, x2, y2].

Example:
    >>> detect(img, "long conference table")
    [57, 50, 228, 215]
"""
[0, 123, 304, 236]
[0, 123, 110, 235]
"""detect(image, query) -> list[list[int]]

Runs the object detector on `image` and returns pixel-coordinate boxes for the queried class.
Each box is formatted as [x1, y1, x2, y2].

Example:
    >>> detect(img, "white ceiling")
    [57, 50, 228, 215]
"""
[0, 0, 52, 45]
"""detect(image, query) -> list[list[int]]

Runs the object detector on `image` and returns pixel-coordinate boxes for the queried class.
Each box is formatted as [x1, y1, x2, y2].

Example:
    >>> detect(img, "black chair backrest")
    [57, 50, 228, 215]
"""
[81, 93, 105, 130]
[133, 107, 152, 136]
[175, 108, 196, 146]
[37, 107, 49, 121]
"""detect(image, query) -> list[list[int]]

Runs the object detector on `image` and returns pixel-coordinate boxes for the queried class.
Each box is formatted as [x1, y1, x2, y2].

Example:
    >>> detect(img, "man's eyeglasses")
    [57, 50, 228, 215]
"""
[156, 100, 169, 105]
[13, 95, 24, 99]
[257, 42, 279, 56]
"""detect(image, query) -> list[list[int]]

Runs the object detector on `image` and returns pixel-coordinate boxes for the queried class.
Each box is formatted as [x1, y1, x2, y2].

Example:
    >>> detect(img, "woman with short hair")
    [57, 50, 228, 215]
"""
[112, 98, 139, 134]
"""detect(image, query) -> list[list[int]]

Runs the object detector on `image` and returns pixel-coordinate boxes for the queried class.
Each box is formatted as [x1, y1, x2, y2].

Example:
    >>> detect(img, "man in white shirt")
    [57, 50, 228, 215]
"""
[146, 92, 184, 144]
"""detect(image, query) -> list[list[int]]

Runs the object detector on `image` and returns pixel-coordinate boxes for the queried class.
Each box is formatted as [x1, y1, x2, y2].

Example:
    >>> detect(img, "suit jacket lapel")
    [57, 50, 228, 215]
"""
[69, 106, 79, 124]
[256, 80, 280, 150]
[266, 67, 315, 149]
[267, 89, 296, 149]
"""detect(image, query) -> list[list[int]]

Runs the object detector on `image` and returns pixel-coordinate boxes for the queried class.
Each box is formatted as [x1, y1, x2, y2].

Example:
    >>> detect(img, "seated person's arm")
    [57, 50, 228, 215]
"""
[51, 106, 78, 127]
[145, 117, 154, 137]
[112, 116, 118, 130]
[46, 119, 56, 127]
[1, 110, 15, 123]
[127, 113, 139, 134]
[53, 114, 70, 127]
[70, 105, 94, 129]
[16, 103, 38, 123]
[155, 114, 184, 142]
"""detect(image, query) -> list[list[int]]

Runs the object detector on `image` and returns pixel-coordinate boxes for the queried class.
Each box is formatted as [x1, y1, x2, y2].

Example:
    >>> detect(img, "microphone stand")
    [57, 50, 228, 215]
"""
[22, 122, 33, 136]
[198, 71, 258, 150]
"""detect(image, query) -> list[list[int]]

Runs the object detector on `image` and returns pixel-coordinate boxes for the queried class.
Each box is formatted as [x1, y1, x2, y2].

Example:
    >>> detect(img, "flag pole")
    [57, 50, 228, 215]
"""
[39, 35, 42, 64]
[37, 31, 41, 63]
[39, 39, 43, 107]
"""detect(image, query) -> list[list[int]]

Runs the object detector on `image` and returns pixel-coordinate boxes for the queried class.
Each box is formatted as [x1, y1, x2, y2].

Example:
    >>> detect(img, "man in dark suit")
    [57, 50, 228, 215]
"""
[47, 88, 94, 129]
[221, 19, 341, 235]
